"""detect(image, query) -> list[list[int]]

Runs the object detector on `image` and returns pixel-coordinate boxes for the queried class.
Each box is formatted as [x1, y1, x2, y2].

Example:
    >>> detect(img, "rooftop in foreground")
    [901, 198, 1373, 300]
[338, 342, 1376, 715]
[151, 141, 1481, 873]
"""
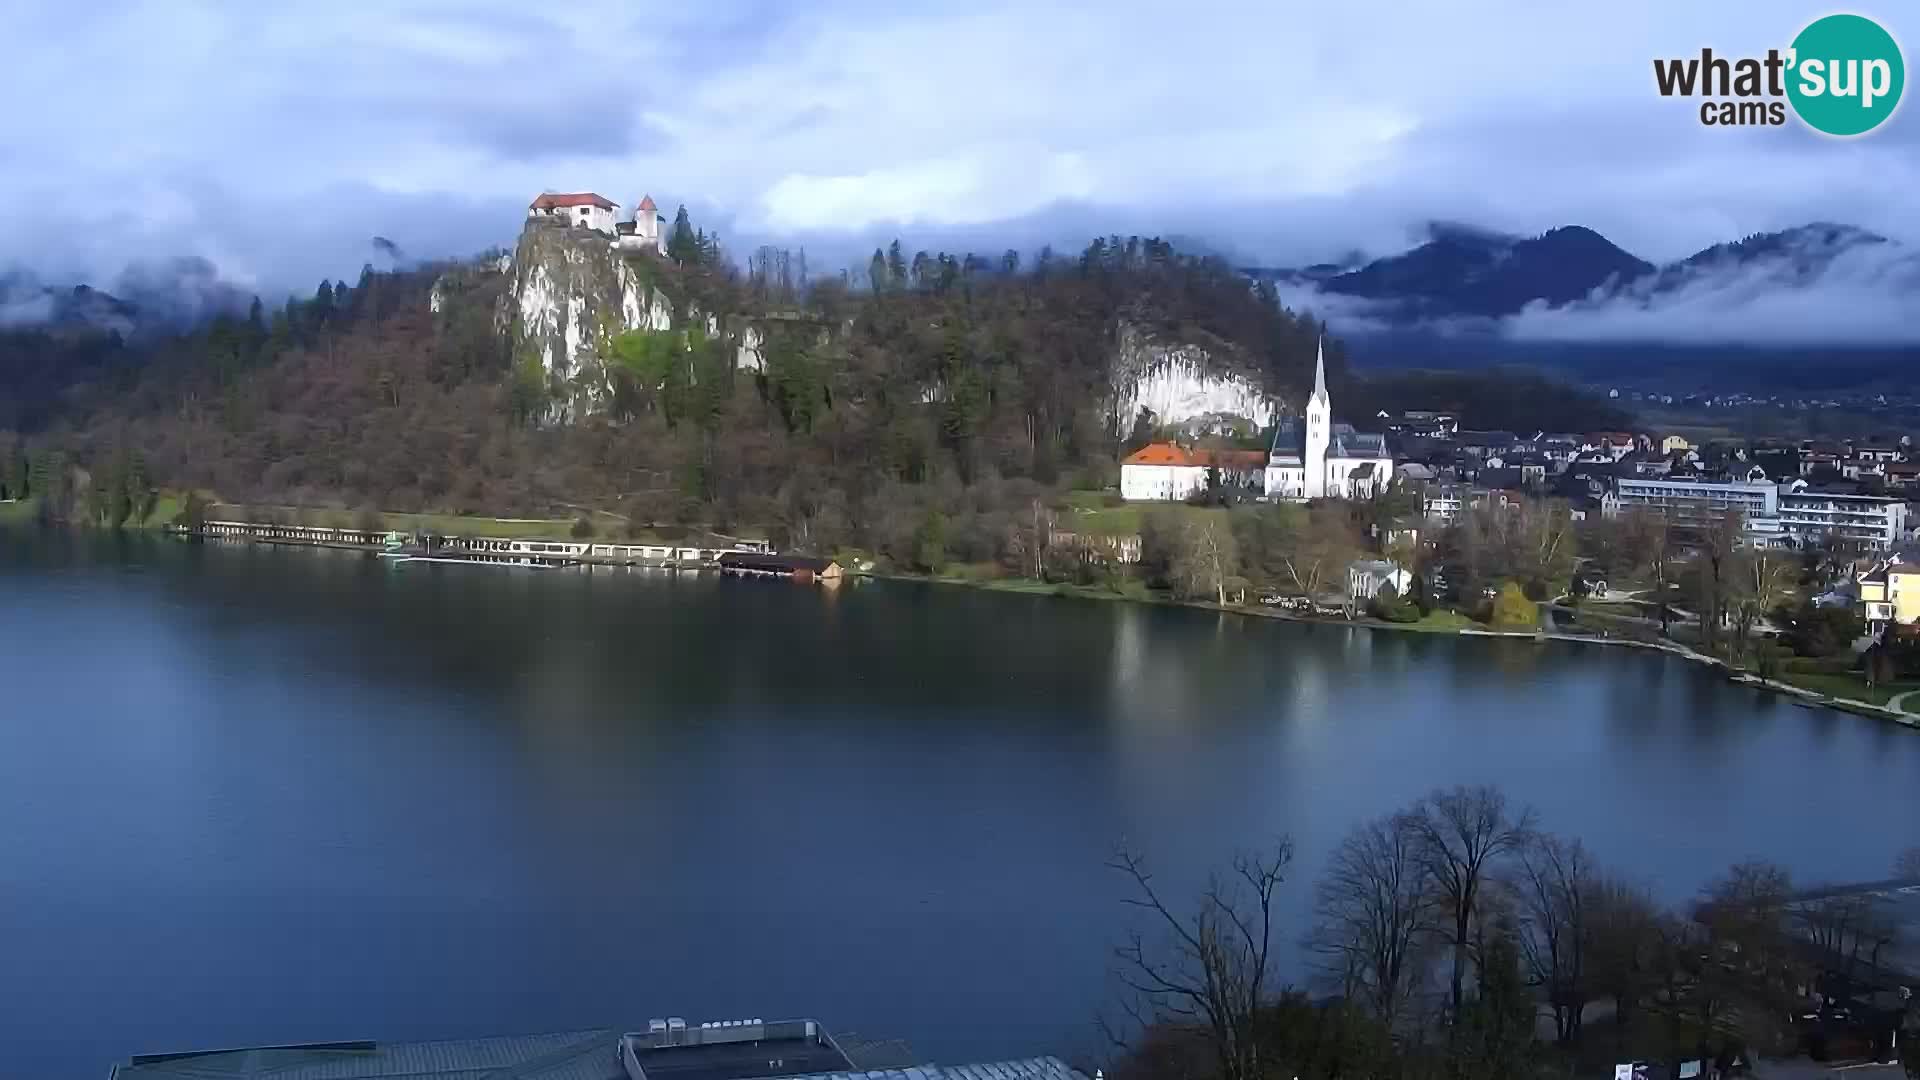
[108, 1017, 1091, 1080]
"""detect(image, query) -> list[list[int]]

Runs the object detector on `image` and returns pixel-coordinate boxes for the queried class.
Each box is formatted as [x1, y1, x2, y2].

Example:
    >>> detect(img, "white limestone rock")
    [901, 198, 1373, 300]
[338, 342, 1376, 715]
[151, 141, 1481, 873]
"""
[1107, 322, 1276, 433]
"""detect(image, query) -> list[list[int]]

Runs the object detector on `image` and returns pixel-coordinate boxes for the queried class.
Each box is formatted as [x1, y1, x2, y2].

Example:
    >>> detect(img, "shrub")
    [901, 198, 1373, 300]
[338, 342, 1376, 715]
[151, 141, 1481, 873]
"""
[1370, 583, 1421, 623]
[1490, 581, 1538, 629]
[570, 516, 595, 539]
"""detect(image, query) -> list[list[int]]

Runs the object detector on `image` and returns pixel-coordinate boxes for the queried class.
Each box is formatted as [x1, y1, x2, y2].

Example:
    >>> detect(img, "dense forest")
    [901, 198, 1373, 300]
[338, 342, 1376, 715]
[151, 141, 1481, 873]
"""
[0, 223, 1630, 557]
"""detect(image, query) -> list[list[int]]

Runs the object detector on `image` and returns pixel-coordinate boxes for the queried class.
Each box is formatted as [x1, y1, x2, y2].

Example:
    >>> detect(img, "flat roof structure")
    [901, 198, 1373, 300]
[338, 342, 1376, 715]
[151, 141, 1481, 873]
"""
[109, 1017, 1091, 1080]
[621, 1020, 851, 1080]
[110, 1029, 626, 1079]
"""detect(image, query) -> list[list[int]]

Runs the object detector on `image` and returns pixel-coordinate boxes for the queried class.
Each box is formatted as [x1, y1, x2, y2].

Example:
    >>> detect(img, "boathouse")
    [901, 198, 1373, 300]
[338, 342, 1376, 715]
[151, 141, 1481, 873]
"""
[718, 552, 843, 583]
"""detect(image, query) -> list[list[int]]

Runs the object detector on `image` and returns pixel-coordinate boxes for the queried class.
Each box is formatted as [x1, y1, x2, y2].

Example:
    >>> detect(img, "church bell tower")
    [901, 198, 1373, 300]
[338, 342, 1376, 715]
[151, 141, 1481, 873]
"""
[1304, 338, 1331, 498]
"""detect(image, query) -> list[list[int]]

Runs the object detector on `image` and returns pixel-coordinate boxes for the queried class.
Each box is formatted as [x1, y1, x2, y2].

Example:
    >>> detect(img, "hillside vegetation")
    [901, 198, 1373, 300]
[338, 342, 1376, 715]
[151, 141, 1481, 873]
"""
[2, 234, 1339, 557]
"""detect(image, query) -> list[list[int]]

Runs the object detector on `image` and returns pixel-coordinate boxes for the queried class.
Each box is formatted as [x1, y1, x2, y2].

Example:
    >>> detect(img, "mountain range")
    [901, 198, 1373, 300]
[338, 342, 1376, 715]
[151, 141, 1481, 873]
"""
[1241, 220, 1919, 391]
[0, 258, 255, 339]
[1245, 220, 1903, 325]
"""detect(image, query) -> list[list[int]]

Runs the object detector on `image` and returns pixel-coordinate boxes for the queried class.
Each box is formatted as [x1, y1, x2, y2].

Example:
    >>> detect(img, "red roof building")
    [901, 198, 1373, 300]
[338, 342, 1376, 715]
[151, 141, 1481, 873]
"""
[529, 192, 617, 211]
[1122, 442, 1266, 471]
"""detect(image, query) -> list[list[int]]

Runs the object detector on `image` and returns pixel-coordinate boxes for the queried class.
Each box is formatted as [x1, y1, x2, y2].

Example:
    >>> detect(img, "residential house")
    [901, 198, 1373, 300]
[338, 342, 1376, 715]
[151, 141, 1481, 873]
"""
[1585, 432, 1638, 461]
[1348, 560, 1413, 602]
[1857, 560, 1920, 626]
[1884, 462, 1920, 489]
[1541, 435, 1581, 468]
[1800, 440, 1846, 477]
[1455, 430, 1516, 459]
[1660, 434, 1693, 455]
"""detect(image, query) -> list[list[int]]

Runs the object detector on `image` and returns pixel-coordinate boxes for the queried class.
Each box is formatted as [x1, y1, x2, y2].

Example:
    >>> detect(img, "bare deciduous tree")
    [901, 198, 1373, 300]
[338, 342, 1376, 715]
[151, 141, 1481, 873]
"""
[1586, 877, 1662, 1055]
[1409, 785, 1536, 1020]
[1308, 812, 1435, 1030]
[1172, 515, 1239, 606]
[1108, 840, 1293, 1080]
[1512, 832, 1597, 1044]
[1795, 889, 1903, 1000]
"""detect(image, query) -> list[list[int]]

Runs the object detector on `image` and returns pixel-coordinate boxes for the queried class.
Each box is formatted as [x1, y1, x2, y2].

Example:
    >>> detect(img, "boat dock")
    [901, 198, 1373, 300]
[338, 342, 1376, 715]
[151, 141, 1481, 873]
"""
[177, 519, 779, 572]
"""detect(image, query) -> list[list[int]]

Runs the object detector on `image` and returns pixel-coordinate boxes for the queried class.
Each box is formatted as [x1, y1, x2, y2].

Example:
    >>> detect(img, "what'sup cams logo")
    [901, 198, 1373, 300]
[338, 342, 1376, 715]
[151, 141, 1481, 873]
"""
[1654, 13, 1904, 136]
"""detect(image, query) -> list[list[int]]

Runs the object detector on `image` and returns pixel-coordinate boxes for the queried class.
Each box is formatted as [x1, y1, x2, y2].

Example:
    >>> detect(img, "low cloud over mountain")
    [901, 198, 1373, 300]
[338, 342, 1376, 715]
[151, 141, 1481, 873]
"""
[1260, 222, 1920, 348]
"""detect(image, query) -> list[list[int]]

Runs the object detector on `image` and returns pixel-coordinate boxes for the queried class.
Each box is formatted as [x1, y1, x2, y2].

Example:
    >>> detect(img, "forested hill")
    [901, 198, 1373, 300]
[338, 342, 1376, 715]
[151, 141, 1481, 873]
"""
[0, 235, 1358, 554]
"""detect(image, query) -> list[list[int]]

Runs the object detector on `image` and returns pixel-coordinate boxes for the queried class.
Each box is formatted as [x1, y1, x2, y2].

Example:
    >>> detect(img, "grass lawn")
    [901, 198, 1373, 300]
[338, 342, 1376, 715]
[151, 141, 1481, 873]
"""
[1582, 600, 1654, 620]
[1058, 490, 1228, 537]
[0, 497, 38, 524]
[1403, 609, 1479, 633]
[1771, 671, 1919, 707]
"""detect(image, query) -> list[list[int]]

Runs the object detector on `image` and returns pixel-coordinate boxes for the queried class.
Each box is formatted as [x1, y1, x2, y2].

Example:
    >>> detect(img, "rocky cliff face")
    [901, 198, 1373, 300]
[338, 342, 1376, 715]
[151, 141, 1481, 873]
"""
[1106, 322, 1276, 435]
[461, 219, 769, 425]
[505, 219, 670, 423]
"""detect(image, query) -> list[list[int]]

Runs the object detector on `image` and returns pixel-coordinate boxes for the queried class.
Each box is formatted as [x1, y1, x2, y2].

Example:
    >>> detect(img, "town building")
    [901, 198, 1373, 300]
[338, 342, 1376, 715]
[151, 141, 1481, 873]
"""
[1348, 559, 1412, 601]
[1584, 432, 1638, 461]
[1263, 342, 1393, 501]
[1606, 476, 1909, 551]
[1857, 560, 1920, 626]
[1611, 477, 1779, 521]
[1119, 442, 1266, 501]
[1422, 485, 1465, 524]
[1777, 485, 1909, 548]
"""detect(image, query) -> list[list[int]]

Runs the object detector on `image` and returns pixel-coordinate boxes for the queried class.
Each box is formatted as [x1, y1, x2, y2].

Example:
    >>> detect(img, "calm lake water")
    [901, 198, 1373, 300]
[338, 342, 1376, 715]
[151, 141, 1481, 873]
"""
[3, 529, 1918, 1078]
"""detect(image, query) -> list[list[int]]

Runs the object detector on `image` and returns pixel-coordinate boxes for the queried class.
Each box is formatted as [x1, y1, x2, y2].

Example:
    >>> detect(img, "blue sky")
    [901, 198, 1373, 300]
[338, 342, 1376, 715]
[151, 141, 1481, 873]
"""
[1, 0, 1914, 299]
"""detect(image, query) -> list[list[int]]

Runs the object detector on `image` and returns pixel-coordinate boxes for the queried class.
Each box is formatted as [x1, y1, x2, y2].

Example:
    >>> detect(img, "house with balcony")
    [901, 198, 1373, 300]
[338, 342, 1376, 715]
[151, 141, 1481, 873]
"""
[1857, 560, 1920, 627]
[1777, 484, 1909, 550]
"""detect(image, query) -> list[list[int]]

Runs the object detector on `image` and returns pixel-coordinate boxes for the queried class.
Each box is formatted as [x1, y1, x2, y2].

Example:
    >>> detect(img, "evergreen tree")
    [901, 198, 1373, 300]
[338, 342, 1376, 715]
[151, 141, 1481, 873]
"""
[868, 248, 888, 293]
[127, 450, 155, 523]
[314, 280, 335, 321]
[667, 206, 699, 264]
[0, 446, 21, 500]
[886, 240, 907, 289]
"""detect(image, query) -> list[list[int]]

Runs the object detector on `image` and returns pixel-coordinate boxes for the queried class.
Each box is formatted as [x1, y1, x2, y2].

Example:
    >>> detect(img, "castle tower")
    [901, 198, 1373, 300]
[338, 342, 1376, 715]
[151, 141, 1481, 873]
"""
[633, 194, 660, 243]
[1304, 337, 1331, 498]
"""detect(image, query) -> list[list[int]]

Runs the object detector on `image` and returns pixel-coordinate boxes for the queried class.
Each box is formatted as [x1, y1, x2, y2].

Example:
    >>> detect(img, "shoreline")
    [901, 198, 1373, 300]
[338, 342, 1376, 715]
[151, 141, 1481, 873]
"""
[11, 513, 1915, 732]
[874, 570, 1920, 732]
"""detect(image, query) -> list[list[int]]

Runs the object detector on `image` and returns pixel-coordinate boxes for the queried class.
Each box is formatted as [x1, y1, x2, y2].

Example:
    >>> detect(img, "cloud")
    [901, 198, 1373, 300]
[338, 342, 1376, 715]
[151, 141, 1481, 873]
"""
[0, 292, 55, 328]
[0, 0, 1915, 307]
[1504, 234, 1920, 346]
[1269, 228, 1920, 347]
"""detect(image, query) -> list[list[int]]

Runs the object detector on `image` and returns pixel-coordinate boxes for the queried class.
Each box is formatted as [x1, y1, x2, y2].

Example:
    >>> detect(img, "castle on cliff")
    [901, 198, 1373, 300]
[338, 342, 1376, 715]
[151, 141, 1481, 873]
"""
[527, 192, 668, 256]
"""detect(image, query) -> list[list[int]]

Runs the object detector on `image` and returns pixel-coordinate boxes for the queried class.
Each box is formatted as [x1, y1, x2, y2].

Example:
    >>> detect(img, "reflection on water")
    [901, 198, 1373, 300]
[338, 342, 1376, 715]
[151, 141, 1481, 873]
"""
[1, 530, 1917, 1080]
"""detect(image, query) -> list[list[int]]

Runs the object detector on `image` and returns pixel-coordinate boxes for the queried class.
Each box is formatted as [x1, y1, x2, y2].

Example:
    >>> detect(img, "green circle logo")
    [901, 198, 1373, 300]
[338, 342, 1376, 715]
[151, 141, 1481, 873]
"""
[1786, 14, 1905, 136]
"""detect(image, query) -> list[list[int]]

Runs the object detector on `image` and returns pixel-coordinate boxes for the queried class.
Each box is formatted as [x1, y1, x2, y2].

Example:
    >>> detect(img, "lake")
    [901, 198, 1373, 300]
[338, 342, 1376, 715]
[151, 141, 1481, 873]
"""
[3, 529, 1918, 1079]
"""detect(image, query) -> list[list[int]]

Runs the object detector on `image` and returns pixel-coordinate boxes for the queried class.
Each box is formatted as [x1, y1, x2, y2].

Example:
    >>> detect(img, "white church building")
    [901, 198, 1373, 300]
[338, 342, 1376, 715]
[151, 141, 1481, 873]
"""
[1263, 341, 1394, 501]
[527, 191, 669, 256]
[1117, 341, 1394, 504]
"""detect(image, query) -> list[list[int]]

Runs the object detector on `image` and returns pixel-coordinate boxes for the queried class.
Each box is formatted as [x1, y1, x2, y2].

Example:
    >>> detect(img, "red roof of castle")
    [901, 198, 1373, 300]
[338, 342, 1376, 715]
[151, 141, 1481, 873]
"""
[637, 195, 657, 212]
[530, 192, 616, 211]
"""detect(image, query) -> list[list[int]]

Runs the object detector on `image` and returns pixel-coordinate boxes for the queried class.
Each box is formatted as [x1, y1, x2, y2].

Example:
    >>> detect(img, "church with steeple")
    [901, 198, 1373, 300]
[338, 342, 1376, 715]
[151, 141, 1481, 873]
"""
[1263, 340, 1394, 501]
